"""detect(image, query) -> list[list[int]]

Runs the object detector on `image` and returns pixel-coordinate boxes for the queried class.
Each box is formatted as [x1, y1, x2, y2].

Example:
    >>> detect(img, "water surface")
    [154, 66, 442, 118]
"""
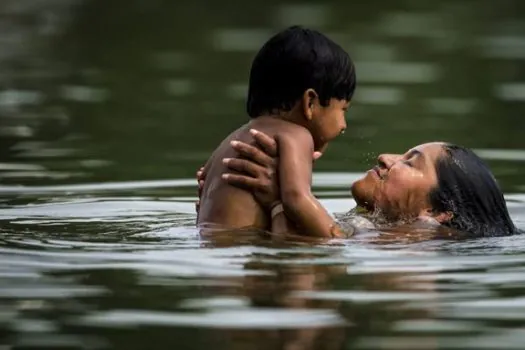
[1, 0, 525, 349]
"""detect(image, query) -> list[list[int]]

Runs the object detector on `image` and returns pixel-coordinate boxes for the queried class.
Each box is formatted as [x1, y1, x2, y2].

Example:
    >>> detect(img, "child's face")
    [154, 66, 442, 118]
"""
[310, 98, 349, 150]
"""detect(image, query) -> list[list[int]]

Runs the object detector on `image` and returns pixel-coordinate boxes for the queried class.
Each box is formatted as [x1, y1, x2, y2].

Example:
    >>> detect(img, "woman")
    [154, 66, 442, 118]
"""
[198, 129, 519, 238]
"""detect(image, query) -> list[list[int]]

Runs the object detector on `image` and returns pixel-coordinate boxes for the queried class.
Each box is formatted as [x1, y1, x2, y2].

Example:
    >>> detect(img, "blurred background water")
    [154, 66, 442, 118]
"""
[1, 0, 525, 349]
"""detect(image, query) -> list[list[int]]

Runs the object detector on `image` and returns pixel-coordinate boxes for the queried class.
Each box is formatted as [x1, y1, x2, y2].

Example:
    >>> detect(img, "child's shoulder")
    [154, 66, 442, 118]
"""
[248, 117, 310, 139]
[258, 118, 309, 138]
[275, 122, 313, 145]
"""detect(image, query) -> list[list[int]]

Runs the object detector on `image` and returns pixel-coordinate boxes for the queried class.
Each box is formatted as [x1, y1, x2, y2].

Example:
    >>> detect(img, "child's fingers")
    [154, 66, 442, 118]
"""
[230, 140, 275, 167]
[249, 129, 278, 157]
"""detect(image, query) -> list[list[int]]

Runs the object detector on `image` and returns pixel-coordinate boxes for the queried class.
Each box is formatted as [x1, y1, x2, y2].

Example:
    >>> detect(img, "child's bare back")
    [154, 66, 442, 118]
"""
[197, 117, 305, 229]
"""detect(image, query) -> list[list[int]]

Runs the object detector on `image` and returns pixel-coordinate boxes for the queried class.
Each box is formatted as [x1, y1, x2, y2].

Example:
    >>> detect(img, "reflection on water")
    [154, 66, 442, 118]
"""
[1, 178, 525, 349]
[1, 0, 525, 349]
[1, 0, 525, 186]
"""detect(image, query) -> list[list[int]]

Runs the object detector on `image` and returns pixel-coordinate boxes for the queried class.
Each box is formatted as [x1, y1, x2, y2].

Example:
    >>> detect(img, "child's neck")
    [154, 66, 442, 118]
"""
[259, 108, 309, 129]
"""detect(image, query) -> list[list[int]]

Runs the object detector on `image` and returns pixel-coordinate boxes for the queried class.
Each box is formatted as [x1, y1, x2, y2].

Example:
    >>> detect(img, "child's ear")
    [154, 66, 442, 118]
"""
[302, 89, 319, 121]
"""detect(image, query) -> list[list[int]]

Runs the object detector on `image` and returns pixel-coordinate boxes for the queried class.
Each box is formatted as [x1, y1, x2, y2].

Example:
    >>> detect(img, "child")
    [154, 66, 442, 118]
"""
[197, 26, 356, 237]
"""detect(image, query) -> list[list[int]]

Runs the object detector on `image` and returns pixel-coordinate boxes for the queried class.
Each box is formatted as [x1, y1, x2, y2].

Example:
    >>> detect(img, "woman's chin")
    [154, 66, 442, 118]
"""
[351, 187, 374, 211]
[351, 177, 376, 210]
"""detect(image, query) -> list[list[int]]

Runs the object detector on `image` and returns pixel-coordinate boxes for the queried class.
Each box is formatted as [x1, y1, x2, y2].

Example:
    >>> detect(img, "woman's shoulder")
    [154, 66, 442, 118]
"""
[335, 208, 376, 234]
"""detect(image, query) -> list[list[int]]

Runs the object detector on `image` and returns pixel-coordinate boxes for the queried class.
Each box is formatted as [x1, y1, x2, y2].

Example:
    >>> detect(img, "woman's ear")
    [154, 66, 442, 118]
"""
[432, 210, 454, 223]
[419, 209, 453, 223]
[434, 211, 453, 223]
[301, 89, 319, 121]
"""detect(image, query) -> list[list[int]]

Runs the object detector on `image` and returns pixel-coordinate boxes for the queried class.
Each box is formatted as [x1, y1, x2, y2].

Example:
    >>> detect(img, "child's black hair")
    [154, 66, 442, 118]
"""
[246, 26, 356, 118]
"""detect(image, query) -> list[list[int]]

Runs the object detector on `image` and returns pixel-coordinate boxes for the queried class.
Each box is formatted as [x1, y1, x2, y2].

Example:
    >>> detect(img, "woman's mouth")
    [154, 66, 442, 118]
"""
[367, 166, 381, 179]
[371, 166, 388, 180]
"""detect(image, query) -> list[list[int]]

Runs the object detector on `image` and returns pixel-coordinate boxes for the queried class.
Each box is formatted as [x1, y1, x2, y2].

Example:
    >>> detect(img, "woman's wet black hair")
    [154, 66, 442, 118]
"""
[429, 144, 519, 237]
[246, 25, 356, 118]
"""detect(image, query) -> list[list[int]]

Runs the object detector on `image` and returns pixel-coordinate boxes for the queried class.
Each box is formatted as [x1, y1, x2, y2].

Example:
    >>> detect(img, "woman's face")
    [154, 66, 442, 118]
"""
[351, 142, 446, 220]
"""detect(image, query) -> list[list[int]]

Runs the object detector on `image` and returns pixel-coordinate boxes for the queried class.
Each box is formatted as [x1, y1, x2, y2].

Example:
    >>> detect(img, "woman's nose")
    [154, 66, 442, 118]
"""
[377, 154, 400, 168]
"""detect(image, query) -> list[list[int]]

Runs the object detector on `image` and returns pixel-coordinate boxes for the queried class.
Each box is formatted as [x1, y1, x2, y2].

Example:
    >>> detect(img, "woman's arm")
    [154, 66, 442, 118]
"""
[195, 128, 344, 237]
[221, 129, 298, 234]
[222, 129, 345, 238]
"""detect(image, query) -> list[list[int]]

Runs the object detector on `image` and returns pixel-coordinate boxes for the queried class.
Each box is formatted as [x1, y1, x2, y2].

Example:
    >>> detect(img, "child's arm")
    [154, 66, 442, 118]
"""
[271, 207, 346, 238]
[276, 130, 343, 238]
[271, 208, 298, 235]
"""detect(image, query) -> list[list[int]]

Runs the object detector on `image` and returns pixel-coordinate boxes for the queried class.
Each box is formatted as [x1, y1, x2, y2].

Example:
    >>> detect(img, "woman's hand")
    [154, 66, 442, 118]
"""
[195, 128, 324, 212]
[222, 129, 280, 209]
[195, 166, 205, 213]
[193, 129, 278, 213]
[222, 129, 324, 209]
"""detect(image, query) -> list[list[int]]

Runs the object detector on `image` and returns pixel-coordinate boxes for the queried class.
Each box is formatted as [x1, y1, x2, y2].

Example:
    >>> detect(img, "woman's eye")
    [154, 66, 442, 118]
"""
[404, 160, 413, 167]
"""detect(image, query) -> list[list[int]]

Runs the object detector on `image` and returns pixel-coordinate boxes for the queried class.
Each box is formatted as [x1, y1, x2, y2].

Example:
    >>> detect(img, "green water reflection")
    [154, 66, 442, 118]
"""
[1, 0, 525, 190]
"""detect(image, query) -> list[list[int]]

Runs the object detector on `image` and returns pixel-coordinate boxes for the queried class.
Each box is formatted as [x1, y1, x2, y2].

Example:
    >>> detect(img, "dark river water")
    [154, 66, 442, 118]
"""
[1, 0, 525, 349]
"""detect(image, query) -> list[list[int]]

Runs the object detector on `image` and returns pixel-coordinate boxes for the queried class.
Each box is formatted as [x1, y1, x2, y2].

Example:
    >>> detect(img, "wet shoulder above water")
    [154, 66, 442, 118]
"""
[2, 0, 525, 349]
